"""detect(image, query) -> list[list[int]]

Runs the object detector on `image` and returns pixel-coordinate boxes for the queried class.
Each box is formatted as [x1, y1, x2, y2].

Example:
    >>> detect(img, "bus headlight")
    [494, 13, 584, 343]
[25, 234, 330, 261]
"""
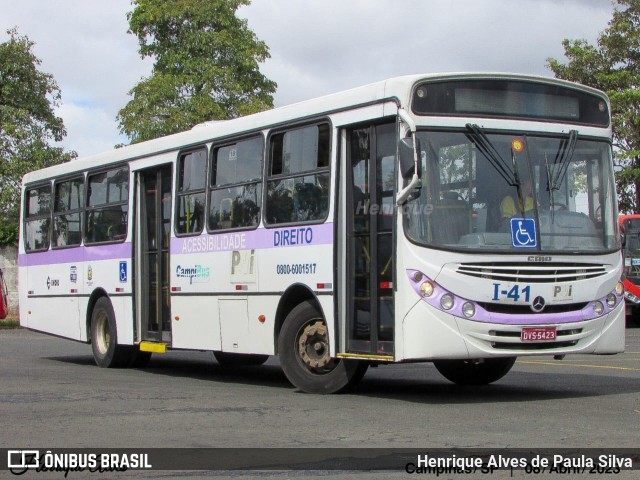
[593, 301, 604, 315]
[606, 293, 617, 308]
[615, 282, 624, 296]
[625, 291, 640, 304]
[440, 294, 454, 310]
[462, 302, 476, 318]
[420, 281, 434, 297]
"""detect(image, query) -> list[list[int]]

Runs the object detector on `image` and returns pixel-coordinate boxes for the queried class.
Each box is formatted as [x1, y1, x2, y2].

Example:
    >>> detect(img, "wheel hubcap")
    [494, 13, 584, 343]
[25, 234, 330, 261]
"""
[297, 320, 337, 373]
[95, 312, 110, 355]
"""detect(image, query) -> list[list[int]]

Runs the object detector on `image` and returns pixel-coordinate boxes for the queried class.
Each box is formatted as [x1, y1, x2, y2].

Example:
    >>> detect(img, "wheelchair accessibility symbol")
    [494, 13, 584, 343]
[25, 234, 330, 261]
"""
[119, 261, 127, 282]
[510, 218, 537, 248]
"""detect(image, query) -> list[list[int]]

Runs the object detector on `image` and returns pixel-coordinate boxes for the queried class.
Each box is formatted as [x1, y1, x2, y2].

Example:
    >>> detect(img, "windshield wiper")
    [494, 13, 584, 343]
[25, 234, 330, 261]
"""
[544, 153, 557, 221]
[465, 124, 518, 187]
[510, 148, 527, 217]
[466, 123, 529, 216]
[550, 130, 578, 191]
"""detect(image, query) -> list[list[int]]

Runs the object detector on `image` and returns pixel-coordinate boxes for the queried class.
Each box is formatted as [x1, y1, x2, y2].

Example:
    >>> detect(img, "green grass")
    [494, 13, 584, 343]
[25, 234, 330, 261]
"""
[0, 315, 19, 329]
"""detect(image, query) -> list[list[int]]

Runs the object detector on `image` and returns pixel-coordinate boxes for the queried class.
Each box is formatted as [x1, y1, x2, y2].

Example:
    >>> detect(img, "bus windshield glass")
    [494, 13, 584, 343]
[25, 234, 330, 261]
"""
[404, 130, 619, 253]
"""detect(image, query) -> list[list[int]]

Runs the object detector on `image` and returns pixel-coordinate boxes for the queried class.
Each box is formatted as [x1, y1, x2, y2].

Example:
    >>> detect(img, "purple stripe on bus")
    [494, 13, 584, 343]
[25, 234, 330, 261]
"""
[19, 224, 335, 267]
[18, 243, 132, 267]
[171, 223, 334, 255]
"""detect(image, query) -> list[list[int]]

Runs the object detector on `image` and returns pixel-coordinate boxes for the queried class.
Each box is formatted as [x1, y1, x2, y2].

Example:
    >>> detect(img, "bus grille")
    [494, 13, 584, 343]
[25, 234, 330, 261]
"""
[457, 262, 606, 283]
[479, 302, 588, 314]
[492, 341, 578, 350]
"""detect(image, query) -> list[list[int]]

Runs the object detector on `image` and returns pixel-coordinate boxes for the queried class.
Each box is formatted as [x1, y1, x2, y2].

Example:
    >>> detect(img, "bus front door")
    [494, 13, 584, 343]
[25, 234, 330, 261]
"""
[136, 165, 172, 344]
[345, 123, 396, 356]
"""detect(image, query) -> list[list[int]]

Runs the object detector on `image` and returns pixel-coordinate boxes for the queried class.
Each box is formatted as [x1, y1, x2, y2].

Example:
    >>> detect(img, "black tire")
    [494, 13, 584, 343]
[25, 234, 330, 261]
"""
[90, 297, 133, 368]
[213, 351, 269, 366]
[278, 300, 368, 394]
[433, 357, 516, 385]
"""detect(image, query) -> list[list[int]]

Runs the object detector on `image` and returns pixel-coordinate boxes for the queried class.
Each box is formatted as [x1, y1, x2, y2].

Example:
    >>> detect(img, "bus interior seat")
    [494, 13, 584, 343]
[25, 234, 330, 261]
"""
[219, 197, 233, 229]
[429, 191, 470, 244]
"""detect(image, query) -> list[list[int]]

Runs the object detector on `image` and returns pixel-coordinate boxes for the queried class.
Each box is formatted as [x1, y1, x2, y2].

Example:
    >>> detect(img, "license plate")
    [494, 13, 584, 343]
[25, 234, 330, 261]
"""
[521, 326, 557, 342]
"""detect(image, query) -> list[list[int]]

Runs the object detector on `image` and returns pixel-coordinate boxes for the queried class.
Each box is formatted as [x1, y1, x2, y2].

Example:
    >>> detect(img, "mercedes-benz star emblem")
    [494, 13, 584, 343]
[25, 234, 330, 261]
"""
[531, 296, 546, 313]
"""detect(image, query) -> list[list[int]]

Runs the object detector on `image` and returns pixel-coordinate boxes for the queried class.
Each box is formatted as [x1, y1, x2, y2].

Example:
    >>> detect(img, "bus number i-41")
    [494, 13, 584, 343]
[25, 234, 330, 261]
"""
[492, 283, 531, 302]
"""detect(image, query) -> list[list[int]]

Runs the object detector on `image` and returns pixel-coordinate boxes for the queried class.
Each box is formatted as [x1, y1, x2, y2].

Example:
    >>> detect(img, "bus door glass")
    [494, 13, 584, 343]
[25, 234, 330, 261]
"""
[137, 165, 172, 343]
[346, 122, 396, 355]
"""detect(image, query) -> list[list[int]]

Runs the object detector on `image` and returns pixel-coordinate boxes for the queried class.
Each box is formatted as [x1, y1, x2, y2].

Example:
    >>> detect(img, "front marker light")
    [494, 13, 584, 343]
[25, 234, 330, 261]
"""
[615, 282, 624, 296]
[462, 302, 476, 318]
[593, 301, 604, 315]
[441, 294, 454, 310]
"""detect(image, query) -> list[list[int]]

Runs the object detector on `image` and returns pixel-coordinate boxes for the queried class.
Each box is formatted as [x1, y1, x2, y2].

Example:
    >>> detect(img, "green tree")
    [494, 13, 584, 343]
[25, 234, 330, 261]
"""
[547, 0, 640, 213]
[117, 0, 277, 144]
[0, 28, 75, 245]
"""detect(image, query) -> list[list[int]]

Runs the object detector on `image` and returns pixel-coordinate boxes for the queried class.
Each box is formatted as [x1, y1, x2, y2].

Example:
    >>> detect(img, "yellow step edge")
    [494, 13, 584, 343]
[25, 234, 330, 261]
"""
[337, 353, 394, 362]
[139, 341, 167, 353]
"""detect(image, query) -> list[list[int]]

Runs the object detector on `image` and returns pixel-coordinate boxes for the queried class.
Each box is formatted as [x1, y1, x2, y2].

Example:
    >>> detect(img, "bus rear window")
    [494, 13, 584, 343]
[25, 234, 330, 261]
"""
[412, 79, 609, 127]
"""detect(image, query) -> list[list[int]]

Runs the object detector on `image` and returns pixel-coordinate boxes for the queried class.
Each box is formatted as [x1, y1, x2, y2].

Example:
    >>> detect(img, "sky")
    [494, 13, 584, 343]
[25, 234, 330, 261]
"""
[0, 0, 618, 159]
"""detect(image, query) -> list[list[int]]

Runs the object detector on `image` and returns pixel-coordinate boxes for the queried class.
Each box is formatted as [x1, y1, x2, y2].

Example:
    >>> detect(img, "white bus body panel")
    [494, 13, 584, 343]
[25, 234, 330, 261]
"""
[20, 250, 135, 344]
[169, 227, 334, 353]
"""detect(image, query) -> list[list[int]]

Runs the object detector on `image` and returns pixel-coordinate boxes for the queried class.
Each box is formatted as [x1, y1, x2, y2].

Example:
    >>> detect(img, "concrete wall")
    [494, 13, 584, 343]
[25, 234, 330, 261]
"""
[0, 245, 18, 317]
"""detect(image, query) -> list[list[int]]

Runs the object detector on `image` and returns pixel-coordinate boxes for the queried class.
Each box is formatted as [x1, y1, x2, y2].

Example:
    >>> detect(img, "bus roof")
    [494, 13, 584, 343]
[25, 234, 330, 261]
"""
[22, 72, 610, 185]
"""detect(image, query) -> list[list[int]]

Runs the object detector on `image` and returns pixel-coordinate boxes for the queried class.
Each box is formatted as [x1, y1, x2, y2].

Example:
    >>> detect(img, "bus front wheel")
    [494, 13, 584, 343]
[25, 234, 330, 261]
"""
[433, 357, 516, 385]
[90, 297, 132, 368]
[278, 300, 368, 394]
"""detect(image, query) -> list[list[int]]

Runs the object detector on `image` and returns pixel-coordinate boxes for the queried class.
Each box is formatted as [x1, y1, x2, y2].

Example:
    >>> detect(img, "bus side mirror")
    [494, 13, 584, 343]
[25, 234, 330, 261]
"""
[399, 137, 421, 179]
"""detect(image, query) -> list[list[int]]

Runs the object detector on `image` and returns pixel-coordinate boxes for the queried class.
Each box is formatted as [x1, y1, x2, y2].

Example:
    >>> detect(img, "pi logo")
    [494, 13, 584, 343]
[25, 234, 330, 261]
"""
[510, 218, 537, 248]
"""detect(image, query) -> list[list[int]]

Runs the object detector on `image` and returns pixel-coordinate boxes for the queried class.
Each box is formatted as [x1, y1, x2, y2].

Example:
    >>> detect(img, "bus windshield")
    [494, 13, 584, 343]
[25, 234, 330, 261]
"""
[404, 130, 619, 253]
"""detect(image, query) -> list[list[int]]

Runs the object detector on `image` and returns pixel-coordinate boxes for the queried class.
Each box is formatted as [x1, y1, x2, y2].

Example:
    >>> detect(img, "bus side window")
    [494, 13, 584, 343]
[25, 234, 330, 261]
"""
[208, 136, 263, 232]
[176, 148, 207, 235]
[85, 167, 129, 244]
[265, 123, 330, 225]
[24, 184, 52, 252]
[53, 177, 84, 248]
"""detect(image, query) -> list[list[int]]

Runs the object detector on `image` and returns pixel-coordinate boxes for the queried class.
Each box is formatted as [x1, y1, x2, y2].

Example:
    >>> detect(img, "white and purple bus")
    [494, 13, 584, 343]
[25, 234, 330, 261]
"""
[19, 73, 624, 393]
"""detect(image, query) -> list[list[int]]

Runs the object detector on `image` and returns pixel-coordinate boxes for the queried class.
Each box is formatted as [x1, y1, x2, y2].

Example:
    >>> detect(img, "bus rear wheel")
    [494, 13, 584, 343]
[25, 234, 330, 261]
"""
[278, 300, 368, 394]
[90, 297, 132, 368]
[433, 357, 516, 385]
